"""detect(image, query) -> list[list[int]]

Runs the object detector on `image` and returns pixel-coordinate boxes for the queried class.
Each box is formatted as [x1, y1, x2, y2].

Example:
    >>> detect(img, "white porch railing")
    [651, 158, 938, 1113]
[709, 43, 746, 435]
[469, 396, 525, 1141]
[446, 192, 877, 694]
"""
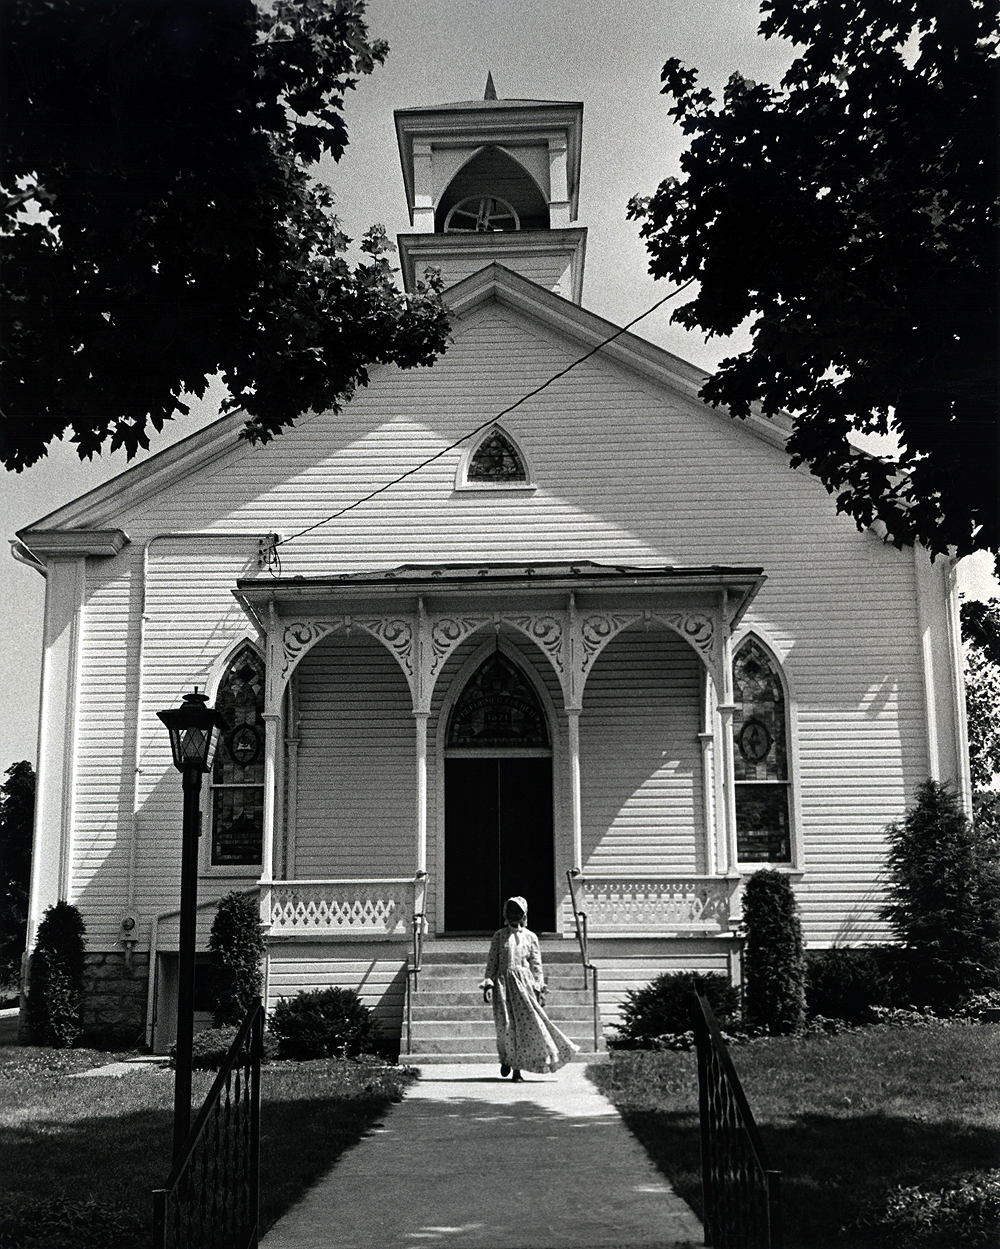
[572, 874, 739, 935]
[265, 877, 426, 938]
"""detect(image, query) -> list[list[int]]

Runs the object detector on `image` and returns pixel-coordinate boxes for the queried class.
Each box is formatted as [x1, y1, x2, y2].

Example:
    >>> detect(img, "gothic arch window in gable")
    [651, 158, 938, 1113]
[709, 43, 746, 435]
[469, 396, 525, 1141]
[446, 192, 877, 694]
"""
[733, 636, 792, 864]
[464, 425, 529, 486]
[209, 644, 265, 868]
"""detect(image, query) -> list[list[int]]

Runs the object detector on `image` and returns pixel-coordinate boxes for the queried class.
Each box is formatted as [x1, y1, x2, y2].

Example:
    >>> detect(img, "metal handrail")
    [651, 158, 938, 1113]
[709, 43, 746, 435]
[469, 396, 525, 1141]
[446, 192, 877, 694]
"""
[153, 998, 263, 1249]
[567, 870, 603, 1049]
[691, 988, 782, 1248]
[405, 873, 427, 1054]
[566, 869, 592, 987]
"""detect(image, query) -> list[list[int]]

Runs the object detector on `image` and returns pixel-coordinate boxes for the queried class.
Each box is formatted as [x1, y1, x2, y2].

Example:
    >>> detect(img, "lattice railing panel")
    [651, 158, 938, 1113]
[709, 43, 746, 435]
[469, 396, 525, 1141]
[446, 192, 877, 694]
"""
[577, 875, 735, 934]
[268, 879, 418, 936]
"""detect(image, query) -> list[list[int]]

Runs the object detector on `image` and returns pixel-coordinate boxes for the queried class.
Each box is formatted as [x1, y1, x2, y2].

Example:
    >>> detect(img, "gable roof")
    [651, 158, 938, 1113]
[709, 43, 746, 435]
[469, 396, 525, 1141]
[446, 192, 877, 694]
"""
[19, 262, 796, 537]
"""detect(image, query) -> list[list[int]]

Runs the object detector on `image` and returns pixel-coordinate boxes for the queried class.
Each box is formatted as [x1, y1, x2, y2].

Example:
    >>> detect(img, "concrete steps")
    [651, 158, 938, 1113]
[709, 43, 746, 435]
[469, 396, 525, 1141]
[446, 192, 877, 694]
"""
[404, 946, 605, 1064]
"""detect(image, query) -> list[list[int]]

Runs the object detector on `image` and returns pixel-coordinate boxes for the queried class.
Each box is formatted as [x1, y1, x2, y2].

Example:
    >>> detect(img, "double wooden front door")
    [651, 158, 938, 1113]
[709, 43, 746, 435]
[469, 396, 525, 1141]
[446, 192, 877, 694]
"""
[444, 757, 555, 933]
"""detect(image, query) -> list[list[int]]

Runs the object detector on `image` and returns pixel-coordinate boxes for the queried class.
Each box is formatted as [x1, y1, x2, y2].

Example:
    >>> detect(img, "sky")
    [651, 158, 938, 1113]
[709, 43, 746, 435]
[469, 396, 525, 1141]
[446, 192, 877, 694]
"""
[1, 0, 997, 770]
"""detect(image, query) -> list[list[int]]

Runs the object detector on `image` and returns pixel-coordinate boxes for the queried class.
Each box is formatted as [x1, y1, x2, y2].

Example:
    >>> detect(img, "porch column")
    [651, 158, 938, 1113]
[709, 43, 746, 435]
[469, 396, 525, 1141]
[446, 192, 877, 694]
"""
[717, 704, 739, 873]
[567, 708, 583, 871]
[260, 711, 281, 883]
[414, 711, 429, 874]
[698, 731, 717, 876]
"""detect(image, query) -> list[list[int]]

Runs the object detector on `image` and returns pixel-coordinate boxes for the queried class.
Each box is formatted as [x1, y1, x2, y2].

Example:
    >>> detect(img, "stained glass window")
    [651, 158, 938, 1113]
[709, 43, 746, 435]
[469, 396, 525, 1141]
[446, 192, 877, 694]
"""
[209, 646, 265, 867]
[467, 429, 527, 483]
[447, 653, 549, 747]
[733, 638, 791, 863]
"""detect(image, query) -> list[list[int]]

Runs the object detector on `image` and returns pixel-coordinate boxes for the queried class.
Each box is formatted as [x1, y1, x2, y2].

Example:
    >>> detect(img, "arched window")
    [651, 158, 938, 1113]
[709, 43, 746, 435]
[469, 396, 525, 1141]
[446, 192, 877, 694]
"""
[447, 652, 549, 747]
[209, 645, 265, 868]
[466, 427, 528, 484]
[732, 637, 791, 863]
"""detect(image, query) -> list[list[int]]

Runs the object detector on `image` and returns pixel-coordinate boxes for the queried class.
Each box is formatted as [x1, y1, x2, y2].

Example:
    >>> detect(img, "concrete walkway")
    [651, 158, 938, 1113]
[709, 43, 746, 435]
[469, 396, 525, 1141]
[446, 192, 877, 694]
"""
[260, 1061, 704, 1249]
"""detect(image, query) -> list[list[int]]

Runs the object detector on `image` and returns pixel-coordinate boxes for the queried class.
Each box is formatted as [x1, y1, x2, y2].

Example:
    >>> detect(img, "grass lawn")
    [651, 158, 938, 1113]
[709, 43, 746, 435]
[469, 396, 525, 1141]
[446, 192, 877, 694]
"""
[591, 1022, 1000, 1248]
[0, 1042, 416, 1248]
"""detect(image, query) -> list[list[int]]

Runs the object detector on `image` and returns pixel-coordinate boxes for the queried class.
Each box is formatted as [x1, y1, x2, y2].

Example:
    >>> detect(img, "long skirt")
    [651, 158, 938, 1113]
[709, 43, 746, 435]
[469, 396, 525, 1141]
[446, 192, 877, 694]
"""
[491, 970, 580, 1073]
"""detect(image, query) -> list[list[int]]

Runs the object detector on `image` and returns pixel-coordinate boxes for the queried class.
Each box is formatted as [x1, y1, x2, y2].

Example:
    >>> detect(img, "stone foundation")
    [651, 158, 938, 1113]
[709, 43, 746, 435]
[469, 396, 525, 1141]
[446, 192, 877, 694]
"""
[81, 950, 149, 1048]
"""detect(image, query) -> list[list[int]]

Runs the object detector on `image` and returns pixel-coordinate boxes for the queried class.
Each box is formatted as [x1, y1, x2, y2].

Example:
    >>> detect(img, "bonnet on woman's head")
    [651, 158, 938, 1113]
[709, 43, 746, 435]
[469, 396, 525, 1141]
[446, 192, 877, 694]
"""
[504, 895, 528, 921]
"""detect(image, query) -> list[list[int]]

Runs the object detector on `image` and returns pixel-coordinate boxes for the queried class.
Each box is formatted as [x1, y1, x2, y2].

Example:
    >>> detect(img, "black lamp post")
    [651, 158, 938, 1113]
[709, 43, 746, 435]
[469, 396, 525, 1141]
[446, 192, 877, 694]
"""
[157, 688, 228, 1160]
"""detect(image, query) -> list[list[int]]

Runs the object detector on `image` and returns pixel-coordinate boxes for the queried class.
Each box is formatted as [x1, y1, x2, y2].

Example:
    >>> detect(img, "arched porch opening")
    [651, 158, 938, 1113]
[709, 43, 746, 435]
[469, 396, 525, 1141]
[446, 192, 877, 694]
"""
[439, 641, 556, 933]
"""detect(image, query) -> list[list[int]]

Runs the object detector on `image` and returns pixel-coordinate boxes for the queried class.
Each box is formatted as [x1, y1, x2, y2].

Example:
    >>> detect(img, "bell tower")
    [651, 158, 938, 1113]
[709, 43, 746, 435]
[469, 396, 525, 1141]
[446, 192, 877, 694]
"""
[394, 77, 587, 302]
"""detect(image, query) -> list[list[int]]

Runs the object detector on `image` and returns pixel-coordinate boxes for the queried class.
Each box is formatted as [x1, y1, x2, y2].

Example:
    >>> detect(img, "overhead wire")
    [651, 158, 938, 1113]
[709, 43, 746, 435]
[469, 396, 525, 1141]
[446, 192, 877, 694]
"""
[273, 277, 696, 552]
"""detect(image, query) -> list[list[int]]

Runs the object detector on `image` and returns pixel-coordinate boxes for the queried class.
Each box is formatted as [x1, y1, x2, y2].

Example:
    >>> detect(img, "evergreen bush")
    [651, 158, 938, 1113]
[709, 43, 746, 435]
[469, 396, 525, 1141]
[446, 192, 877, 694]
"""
[268, 986, 379, 1060]
[26, 900, 86, 1048]
[208, 890, 265, 1026]
[742, 870, 806, 1035]
[805, 946, 896, 1023]
[881, 780, 1000, 1011]
[615, 971, 740, 1044]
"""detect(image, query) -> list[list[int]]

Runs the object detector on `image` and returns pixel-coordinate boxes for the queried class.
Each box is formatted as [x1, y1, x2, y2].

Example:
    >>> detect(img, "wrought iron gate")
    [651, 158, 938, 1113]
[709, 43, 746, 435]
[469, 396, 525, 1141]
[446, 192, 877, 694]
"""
[691, 988, 782, 1249]
[153, 999, 263, 1249]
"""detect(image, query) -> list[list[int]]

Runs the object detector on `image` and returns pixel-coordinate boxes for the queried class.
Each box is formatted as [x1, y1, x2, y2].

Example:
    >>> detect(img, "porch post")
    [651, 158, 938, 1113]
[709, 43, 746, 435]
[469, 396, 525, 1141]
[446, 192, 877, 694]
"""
[414, 711, 429, 875]
[567, 708, 583, 871]
[717, 597, 739, 873]
[260, 712, 281, 883]
[259, 611, 284, 929]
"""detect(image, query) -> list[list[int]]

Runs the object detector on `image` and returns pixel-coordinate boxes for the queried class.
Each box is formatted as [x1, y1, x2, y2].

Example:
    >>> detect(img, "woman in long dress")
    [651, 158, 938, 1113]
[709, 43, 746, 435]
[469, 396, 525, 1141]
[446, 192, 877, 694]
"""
[482, 896, 580, 1080]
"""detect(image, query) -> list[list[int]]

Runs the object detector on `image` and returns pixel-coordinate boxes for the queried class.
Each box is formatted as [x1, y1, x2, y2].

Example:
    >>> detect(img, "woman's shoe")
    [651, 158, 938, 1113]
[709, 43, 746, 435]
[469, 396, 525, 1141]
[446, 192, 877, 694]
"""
[511, 1070, 524, 1082]
[500, 1063, 511, 1077]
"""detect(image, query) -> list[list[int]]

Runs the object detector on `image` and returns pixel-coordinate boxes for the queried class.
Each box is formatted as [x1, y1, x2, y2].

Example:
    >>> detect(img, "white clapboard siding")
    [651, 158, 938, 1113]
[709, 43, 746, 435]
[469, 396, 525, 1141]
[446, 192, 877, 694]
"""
[266, 943, 409, 1039]
[72, 557, 136, 938]
[580, 626, 703, 875]
[586, 937, 734, 1027]
[49, 293, 936, 962]
[430, 251, 573, 294]
[294, 632, 416, 878]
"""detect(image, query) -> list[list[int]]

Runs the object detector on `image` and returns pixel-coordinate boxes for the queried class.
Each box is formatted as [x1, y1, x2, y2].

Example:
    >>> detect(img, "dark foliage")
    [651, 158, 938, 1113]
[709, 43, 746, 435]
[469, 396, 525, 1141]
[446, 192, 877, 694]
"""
[742, 869, 805, 1034]
[0, 1196, 145, 1249]
[881, 779, 1000, 1010]
[616, 971, 741, 1044]
[167, 1023, 276, 1070]
[630, 0, 998, 565]
[962, 599, 1000, 791]
[268, 986, 379, 1059]
[805, 946, 897, 1024]
[0, 761, 34, 987]
[208, 889, 265, 1026]
[25, 901, 86, 1048]
[0, 0, 450, 469]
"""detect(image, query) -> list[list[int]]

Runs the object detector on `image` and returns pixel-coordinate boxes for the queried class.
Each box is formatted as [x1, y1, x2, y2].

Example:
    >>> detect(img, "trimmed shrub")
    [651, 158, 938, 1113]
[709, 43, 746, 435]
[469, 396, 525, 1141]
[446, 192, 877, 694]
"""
[208, 890, 265, 1026]
[615, 971, 740, 1045]
[881, 780, 1000, 1011]
[25, 901, 86, 1048]
[742, 870, 805, 1035]
[805, 946, 895, 1024]
[268, 986, 379, 1060]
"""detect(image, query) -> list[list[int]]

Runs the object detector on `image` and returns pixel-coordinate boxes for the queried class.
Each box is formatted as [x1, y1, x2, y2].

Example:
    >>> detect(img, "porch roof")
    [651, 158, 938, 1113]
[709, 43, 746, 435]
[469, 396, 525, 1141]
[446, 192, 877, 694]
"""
[234, 560, 766, 628]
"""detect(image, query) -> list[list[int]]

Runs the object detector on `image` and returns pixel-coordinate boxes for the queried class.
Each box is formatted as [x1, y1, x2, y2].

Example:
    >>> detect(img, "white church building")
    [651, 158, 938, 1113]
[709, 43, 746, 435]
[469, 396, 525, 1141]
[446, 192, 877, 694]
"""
[14, 84, 970, 1054]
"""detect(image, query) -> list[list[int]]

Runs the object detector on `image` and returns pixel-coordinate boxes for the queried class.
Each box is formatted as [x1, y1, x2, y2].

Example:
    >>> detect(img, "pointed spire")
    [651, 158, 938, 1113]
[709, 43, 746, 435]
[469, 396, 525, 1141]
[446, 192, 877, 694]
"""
[484, 72, 497, 101]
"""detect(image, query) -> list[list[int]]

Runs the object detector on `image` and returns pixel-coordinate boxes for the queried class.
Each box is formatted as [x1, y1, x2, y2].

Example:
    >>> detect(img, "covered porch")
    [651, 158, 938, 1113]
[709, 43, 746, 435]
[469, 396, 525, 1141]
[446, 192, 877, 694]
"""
[235, 561, 764, 951]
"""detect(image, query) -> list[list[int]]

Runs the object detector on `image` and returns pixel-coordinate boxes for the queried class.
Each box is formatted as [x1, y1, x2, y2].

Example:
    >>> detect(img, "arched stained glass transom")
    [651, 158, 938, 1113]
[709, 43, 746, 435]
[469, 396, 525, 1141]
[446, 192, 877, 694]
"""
[467, 428, 527, 484]
[209, 645, 265, 867]
[732, 637, 791, 863]
[447, 652, 549, 748]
